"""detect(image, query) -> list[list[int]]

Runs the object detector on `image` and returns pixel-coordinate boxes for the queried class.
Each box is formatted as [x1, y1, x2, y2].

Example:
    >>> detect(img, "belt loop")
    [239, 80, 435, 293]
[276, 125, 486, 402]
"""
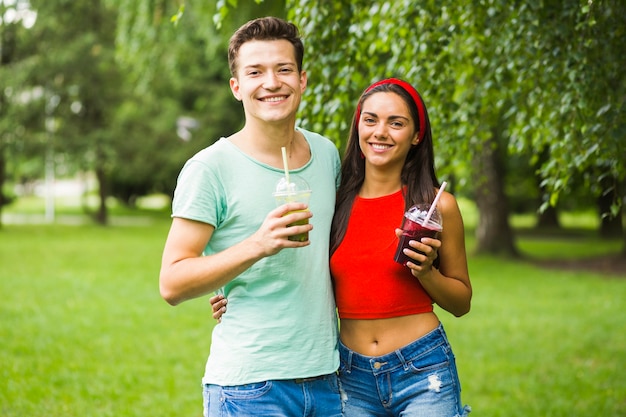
[396, 348, 409, 371]
[346, 349, 353, 372]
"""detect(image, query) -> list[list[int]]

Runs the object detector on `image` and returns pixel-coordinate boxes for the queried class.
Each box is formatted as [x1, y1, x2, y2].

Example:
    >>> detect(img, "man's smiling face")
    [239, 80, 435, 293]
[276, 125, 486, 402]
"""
[229, 39, 307, 125]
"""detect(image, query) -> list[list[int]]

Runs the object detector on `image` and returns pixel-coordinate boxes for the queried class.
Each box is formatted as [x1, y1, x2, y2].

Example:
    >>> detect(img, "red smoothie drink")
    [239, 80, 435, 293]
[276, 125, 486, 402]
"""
[393, 204, 442, 266]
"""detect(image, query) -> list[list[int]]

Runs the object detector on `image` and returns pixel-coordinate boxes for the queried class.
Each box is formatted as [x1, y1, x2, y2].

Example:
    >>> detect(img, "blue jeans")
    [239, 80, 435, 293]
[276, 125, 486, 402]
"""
[339, 324, 471, 417]
[202, 373, 342, 417]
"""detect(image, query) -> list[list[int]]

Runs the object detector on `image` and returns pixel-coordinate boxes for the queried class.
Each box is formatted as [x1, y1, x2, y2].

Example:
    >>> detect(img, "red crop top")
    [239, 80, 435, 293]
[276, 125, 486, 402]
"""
[330, 190, 434, 319]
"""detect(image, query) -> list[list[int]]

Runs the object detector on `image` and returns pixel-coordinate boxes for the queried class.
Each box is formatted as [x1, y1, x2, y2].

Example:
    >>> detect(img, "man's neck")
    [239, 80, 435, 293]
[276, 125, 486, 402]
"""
[229, 119, 302, 169]
[241, 118, 297, 149]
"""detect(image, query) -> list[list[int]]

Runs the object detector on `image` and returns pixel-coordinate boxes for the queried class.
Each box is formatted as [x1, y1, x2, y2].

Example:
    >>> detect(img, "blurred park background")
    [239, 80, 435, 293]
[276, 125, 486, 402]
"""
[1, 0, 625, 416]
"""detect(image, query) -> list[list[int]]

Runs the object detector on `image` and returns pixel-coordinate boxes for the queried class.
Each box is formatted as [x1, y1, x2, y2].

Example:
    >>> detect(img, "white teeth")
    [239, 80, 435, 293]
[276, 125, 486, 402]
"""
[262, 96, 285, 102]
[371, 144, 390, 150]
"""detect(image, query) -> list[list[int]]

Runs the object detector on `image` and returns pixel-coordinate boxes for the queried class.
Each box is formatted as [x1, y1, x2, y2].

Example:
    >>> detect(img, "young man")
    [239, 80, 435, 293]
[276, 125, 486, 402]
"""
[159, 17, 342, 416]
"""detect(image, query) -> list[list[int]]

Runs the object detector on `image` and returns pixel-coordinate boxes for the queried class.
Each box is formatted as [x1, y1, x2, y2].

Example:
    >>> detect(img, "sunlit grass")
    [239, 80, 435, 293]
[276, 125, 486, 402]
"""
[2, 193, 171, 225]
[1, 202, 624, 416]
[441, 253, 625, 416]
[457, 197, 602, 232]
[0, 221, 207, 417]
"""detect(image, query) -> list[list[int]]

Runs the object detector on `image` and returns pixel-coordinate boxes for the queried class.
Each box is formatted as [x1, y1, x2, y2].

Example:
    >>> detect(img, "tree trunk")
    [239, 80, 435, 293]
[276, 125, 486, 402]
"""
[94, 151, 108, 226]
[619, 204, 626, 258]
[536, 205, 560, 228]
[0, 149, 5, 229]
[1, 19, 17, 230]
[597, 176, 622, 239]
[472, 133, 519, 256]
[535, 149, 561, 229]
[620, 210, 626, 258]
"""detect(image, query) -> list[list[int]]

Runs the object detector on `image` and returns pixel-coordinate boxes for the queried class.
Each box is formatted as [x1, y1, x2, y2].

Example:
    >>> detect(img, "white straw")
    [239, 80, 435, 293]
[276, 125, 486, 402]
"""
[281, 147, 290, 185]
[422, 181, 447, 226]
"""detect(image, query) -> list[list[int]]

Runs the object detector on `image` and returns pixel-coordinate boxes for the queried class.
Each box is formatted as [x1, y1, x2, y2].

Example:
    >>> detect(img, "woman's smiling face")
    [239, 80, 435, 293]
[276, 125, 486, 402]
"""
[358, 91, 419, 170]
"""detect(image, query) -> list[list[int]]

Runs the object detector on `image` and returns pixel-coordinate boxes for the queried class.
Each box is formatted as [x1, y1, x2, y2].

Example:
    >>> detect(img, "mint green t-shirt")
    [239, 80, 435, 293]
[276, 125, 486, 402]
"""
[172, 128, 340, 385]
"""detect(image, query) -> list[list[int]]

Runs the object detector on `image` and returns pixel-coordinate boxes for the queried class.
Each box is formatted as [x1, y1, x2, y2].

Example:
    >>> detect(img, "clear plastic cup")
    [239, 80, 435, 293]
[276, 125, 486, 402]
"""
[273, 175, 312, 242]
[393, 203, 443, 266]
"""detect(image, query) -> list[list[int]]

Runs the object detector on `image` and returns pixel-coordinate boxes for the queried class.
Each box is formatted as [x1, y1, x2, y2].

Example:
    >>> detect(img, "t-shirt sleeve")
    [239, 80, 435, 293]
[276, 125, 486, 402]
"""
[333, 147, 341, 191]
[304, 128, 341, 191]
[171, 158, 224, 227]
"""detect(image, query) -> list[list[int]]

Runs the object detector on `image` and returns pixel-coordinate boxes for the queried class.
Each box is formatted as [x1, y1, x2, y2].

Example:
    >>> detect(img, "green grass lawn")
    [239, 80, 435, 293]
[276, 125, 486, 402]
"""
[443, 257, 625, 416]
[1, 205, 625, 416]
[0, 220, 210, 417]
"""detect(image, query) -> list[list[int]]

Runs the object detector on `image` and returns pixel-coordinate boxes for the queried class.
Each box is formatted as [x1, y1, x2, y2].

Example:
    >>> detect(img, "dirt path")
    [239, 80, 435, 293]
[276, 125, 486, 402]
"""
[533, 254, 626, 278]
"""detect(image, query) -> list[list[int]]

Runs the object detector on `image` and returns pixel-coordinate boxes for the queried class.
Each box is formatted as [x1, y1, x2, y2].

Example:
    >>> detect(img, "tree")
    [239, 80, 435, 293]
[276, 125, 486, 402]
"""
[109, 0, 288, 204]
[287, 0, 625, 255]
[509, 0, 626, 246]
[288, 0, 523, 255]
[0, 1, 18, 227]
[2, 0, 262, 226]
[21, 0, 125, 225]
[0, 0, 39, 227]
[157, 0, 626, 255]
[7, 0, 622, 248]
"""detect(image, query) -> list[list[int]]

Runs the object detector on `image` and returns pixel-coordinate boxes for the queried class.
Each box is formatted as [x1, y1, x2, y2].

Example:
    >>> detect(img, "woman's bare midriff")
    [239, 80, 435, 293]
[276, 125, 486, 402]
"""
[340, 312, 440, 357]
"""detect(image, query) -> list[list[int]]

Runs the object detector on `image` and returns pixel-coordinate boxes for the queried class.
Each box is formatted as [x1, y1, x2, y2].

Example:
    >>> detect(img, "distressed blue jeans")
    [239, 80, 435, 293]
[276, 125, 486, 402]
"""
[202, 372, 342, 417]
[338, 324, 471, 417]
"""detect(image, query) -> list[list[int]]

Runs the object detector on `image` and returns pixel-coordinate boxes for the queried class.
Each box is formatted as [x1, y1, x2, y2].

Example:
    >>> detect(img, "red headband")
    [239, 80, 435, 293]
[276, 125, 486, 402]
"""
[356, 78, 427, 143]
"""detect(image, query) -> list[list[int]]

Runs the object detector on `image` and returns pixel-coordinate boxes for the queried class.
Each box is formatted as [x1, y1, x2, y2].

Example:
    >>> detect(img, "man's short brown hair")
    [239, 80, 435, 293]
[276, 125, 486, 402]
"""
[228, 17, 304, 77]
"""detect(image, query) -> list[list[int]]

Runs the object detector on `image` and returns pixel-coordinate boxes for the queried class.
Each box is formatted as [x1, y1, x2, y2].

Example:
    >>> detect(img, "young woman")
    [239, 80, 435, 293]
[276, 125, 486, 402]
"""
[329, 78, 472, 416]
[212, 78, 472, 416]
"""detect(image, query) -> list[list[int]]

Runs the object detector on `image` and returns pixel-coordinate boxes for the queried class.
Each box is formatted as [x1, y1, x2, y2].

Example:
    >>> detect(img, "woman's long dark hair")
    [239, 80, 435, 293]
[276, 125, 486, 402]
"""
[330, 80, 440, 255]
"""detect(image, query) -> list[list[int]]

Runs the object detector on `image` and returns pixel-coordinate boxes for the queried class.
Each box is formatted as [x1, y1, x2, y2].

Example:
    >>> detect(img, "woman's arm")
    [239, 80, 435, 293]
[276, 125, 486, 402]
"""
[403, 191, 472, 317]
